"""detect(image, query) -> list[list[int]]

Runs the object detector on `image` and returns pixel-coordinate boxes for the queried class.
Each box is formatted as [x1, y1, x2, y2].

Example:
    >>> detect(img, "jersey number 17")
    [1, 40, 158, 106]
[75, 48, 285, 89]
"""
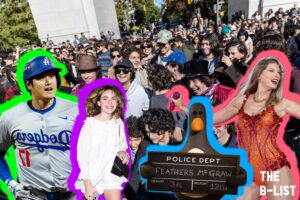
[19, 150, 31, 167]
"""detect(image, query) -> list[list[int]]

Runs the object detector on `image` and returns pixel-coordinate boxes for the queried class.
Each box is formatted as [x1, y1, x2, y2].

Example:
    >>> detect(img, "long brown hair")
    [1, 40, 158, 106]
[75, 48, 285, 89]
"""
[238, 57, 284, 106]
[85, 85, 125, 120]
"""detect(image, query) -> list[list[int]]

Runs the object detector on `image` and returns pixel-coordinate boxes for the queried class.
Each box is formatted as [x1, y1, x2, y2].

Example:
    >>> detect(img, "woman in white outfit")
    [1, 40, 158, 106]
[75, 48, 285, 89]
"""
[75, 85, 129, 200]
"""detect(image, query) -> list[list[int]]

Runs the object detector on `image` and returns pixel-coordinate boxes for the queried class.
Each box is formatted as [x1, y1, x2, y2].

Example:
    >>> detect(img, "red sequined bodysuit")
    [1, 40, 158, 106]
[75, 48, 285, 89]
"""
[236, 95, 290, 186]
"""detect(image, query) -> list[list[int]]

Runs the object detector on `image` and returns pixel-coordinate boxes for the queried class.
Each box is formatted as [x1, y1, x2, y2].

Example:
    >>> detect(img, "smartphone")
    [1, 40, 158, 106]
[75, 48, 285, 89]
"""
[92, 191, 99, 200]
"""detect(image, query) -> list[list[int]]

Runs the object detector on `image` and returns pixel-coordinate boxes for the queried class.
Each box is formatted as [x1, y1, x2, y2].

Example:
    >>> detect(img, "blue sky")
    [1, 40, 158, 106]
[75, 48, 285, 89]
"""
[155, 0, 163, 8]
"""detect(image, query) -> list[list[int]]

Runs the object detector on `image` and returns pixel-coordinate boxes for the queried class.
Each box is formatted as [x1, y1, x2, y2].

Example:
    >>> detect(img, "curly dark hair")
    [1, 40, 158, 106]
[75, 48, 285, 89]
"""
[147, 64, 172, 91]
[124, 47, 142, 60]
[126, 116, 143, 138]
[139, 108, 174, 135]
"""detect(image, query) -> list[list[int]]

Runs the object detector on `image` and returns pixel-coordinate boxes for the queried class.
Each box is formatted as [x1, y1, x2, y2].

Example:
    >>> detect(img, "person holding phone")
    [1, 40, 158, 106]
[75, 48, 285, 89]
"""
[75, 85, 129, 200]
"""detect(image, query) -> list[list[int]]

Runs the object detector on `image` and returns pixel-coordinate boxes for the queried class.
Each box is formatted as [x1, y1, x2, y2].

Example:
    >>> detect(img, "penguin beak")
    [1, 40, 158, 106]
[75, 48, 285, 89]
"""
[191, 117, 204, 132]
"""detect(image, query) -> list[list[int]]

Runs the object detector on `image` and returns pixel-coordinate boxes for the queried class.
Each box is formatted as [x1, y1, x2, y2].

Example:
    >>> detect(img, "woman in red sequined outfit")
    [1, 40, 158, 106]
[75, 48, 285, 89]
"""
[214, 57, 300, 200]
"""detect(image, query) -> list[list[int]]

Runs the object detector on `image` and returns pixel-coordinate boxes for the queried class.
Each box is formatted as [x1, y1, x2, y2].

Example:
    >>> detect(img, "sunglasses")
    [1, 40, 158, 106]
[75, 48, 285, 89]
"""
[142, 45, 152, 49]
[115, 68, 132, 74]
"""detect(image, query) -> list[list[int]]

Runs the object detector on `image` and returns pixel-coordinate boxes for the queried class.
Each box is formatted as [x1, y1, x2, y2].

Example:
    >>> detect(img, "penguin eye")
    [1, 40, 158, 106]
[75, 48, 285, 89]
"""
[193, 111, 197, 115]
[198, 111, 203, 115]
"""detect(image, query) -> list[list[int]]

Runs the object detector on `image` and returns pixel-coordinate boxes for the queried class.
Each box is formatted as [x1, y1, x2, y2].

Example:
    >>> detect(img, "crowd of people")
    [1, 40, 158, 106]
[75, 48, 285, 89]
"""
[1, 5, 300, 200]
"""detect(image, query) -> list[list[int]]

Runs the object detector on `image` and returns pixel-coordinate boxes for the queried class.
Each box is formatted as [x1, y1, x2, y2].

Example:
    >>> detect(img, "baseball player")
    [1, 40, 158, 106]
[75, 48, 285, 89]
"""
[0, 56, 77, 200]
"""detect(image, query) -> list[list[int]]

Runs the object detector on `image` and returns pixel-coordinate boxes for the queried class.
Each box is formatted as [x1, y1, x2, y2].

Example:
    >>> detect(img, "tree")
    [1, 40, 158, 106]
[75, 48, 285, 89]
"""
[162, 0, 187, 22]
[0, 0, 39, 52]
[115, 0, 159, 31]
[115, 1, 130, 30]
[162, 0, 228, 25]
[133, 0, 159, 27]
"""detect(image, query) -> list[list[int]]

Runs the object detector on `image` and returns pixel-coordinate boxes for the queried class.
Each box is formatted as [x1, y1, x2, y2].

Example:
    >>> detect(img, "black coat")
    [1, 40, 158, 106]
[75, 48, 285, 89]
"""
[123, 140, 150, 199]
[215, 61, 248, 88]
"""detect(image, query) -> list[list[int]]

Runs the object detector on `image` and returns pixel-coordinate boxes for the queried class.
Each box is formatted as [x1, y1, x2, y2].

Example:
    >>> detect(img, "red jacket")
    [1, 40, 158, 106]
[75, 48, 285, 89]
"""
[212, 84, 233, 105]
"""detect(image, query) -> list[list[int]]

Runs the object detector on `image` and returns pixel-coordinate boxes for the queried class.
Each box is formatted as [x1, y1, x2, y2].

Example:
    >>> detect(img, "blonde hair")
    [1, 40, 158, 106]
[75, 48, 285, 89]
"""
[85, 85, 125, 120]
[238, 57, 284, 106]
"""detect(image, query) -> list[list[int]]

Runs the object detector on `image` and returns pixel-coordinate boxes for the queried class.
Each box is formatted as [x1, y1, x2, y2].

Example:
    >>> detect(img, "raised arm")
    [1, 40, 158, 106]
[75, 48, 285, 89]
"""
[282, 98, 300, 119]
[213, 95, 244, 125]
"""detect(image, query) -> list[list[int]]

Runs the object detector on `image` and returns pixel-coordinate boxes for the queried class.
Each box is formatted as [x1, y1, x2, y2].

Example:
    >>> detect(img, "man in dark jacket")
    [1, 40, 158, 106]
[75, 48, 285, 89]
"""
[123, 116, 150, 200]
[216, 39, 248, 88]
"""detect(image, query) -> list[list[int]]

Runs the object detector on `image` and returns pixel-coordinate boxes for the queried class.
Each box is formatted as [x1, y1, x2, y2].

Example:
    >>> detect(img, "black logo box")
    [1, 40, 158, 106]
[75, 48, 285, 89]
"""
[146, 152, 240, 194]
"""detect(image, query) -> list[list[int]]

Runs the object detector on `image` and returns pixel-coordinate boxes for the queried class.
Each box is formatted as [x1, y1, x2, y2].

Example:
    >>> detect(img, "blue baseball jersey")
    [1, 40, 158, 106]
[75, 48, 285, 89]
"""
[0, 97, 77, 192]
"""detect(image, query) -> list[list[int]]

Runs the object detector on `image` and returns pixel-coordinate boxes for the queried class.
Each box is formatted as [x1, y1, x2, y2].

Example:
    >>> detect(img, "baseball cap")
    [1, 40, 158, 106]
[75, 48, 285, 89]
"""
[114, 59, 133, 69]
[24, 56, 61, 81]
[157, 30, 173, 44]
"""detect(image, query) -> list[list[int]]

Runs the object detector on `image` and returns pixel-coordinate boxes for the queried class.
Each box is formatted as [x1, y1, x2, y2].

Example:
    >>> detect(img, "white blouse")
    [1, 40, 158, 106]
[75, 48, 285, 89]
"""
[75, 117, 128, 194]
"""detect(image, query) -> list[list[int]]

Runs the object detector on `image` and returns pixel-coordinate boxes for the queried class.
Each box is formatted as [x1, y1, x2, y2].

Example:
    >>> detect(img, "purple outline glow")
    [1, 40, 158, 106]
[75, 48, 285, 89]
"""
[67, 78, 131, 200]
